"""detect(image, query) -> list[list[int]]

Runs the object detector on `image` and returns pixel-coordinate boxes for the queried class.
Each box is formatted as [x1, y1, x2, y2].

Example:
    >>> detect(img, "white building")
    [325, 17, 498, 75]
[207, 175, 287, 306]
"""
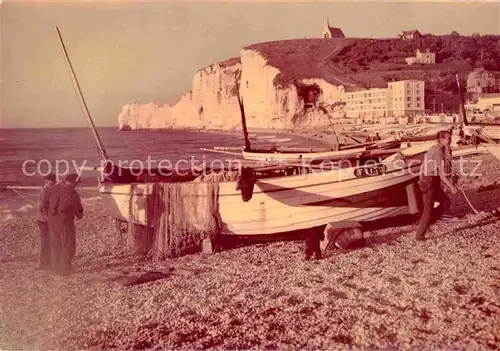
[345, 88, 388, 120]
[399, 30, 422, 41]
[466, 95, 500, 112]
[466, 68, 498, 94]
[405, 49, 436, 65]
[345, 80, 425, 120]
[387, 80, 425, 116]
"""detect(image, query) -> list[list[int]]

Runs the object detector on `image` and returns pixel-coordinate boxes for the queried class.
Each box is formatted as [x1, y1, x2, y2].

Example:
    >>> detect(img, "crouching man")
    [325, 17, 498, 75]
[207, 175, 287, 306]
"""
[47, 174, 84, 275]
[415, 131, 458, 241]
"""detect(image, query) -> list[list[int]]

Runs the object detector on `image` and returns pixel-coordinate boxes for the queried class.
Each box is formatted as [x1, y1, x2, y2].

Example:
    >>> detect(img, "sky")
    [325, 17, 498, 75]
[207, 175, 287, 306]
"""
[1, 1, 499, 128]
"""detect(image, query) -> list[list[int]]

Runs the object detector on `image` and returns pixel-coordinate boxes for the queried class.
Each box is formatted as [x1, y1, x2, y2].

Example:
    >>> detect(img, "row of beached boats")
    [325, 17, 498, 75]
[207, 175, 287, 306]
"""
[98, 99, 498, 239]
[99, 137, 497, 237]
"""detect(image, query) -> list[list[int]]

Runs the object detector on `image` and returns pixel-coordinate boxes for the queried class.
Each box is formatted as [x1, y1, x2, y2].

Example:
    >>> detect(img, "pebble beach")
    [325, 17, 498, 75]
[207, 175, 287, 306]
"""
[1, 154, 499, 349]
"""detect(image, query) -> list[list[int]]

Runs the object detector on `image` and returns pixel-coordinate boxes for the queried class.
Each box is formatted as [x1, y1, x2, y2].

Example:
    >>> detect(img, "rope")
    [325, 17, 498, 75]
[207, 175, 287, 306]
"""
[460, 189, 481, 217]
[8, 188, 36, 205]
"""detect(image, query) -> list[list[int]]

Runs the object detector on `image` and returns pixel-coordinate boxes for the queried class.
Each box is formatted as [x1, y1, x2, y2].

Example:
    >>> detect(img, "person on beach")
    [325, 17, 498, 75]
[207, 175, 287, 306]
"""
[47, 173, 84, 275]
[471, 130, 480, 147]
[415, 131, 458, 241]
[35, 173, 56, 270]
[458, 126, 465, 140]
[374, 133, 382, 141]
[304, 229, 324, 261]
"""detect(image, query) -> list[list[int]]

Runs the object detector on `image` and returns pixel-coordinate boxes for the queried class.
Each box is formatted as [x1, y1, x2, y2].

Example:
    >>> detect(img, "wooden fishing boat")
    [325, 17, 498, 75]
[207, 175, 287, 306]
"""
[463, 124, 500, 141]
[398, 139, 488, 159]
[98, 150, 424, 236]
[241, 139, 401, 163]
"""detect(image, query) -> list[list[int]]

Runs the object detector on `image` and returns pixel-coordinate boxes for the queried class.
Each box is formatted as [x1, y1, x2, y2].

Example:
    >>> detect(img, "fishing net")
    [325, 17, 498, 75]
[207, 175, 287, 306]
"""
[124, 171, 239, 258]
[146, 181, 221, 259]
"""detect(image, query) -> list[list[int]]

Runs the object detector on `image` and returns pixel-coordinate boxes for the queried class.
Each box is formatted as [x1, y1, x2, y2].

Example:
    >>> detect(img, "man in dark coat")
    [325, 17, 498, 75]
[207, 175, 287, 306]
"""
[36, 173, 56, 270]
[47, 173, 83, 275]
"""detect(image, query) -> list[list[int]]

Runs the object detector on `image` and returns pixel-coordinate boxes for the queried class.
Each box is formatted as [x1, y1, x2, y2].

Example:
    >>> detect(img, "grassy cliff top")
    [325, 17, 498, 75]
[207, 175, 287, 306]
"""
[244, 34, 500, 111]
[245, 38, 359, 88]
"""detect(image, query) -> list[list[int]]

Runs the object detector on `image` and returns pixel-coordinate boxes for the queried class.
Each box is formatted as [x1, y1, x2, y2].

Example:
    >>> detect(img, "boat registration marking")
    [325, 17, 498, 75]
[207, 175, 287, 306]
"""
[353, 164, 387, 177]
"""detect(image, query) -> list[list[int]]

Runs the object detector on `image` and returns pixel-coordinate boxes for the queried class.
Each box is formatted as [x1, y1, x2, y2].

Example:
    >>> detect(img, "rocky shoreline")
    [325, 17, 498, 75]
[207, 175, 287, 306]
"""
[1, 154, 499, 349]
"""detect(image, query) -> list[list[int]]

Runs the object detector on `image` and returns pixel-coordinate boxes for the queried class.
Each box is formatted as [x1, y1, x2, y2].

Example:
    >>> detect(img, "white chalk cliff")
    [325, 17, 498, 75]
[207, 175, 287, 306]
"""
[118, 43, 348, 131]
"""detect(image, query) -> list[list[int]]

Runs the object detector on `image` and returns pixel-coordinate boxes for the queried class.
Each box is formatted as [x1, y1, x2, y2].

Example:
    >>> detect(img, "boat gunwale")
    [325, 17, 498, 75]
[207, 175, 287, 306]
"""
[98, 162, 422, 197]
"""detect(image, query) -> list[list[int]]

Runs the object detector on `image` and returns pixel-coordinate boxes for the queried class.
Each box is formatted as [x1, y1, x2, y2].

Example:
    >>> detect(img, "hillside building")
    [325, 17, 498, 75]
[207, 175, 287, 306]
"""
[405, 49, 436, 65]
[399, 30, 422, 41]
[467, 68, 498, 94]
[345, 80, 425, 120]
[322, 17, 345, 39]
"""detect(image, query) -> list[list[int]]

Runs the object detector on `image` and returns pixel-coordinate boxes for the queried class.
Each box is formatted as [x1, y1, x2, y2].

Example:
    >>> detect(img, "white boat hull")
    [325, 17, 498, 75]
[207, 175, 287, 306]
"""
[99, 156, 422, 235]
[397, 139, 488, 159]
[242, 147, 366, 163]
[463, 125, 500, 141]
[242, 140, 400, 163]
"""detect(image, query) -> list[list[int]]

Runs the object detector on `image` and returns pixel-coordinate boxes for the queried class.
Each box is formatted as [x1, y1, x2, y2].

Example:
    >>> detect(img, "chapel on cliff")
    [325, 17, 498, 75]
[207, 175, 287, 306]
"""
[322, 17, 345, 39]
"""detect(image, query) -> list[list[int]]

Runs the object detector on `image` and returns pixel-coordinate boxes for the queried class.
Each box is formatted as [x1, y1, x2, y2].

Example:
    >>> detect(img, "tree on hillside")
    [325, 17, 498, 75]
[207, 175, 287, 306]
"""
[451, 31, 460, 37]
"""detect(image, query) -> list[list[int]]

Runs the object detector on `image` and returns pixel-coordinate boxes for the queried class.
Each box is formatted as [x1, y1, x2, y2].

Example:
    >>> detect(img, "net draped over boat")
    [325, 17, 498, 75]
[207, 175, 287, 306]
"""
[127, 181, 222, 258]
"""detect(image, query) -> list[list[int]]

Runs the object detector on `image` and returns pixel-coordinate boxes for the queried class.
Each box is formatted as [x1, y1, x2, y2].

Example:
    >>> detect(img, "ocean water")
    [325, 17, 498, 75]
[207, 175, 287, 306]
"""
[0, 127, 313, 218]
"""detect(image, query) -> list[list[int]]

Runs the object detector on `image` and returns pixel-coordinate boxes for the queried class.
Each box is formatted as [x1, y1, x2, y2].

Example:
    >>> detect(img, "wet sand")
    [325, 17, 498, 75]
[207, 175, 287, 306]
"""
[0, 154, 499, 349]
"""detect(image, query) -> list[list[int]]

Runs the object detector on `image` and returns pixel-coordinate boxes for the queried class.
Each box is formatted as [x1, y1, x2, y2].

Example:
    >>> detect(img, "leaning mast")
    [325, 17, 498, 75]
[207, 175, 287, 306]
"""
[55, 26, 109, 161]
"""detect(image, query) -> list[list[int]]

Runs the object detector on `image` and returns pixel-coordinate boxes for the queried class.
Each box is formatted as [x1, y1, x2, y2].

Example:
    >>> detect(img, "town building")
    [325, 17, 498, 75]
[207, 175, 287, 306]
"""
[466, 68, 498, 94]
[405, 49, 436, 65]
[387, 80, 425, 117]
[321, 17, 345, 39]
[344, 88, 388, 120]
[399, 30, 422, 41]
[344, 80, 425, 120]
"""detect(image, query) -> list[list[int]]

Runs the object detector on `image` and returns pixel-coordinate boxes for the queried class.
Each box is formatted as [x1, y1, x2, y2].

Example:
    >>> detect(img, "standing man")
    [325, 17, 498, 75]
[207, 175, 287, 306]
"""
[47, 174, 83, 275]
[415, 131, 458, 241]
[36, 173, 56, 270]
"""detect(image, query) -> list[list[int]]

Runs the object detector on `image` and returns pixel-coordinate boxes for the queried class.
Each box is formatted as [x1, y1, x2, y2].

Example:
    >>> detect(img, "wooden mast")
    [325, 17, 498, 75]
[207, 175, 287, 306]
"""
[455, 73, 468, 126]
[55, 26, 109, 161]
[235, 80, 251, 151]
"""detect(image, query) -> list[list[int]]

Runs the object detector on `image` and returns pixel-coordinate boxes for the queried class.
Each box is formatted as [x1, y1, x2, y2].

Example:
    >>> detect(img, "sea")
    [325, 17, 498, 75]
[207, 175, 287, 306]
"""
[0, 127, 317, 219]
